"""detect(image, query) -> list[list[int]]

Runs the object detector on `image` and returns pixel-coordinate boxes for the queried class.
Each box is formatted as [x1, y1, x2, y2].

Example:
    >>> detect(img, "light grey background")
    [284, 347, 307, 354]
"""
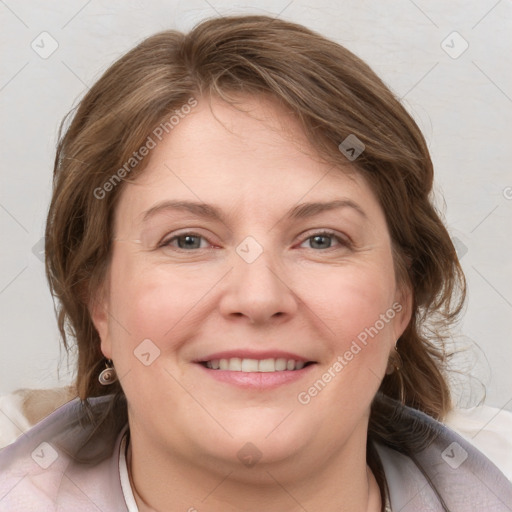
[1, 0, 511, 411]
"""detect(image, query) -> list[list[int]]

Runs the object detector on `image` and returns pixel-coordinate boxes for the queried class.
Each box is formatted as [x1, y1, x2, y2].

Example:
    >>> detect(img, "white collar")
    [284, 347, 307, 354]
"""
[119, 429, 139, 512]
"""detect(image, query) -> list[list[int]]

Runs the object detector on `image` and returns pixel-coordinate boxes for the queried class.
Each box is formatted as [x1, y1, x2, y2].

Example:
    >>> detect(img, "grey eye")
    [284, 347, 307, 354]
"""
[164, 233, 207, 250]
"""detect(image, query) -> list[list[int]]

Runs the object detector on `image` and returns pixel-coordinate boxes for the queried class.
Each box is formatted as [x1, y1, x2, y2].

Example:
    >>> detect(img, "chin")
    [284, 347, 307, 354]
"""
[199, 411, 316, 466]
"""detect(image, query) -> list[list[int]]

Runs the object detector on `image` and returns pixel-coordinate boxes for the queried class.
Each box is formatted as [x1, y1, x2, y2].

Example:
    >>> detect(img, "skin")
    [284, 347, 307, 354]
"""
[91, 95, 412, 512]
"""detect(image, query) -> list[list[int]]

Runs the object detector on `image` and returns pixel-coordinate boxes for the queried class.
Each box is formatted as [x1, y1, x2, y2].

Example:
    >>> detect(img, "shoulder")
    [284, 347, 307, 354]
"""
[0, 386, 77, 449]
[0, 394, 128, 511]
[374, 397, 512, 511]
[444, 404, 512, 482]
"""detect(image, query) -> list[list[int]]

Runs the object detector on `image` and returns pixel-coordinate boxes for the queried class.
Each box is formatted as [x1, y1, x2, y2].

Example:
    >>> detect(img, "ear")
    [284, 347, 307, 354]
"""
[392, 281, 413, 341]
[89, 282, 112, 359]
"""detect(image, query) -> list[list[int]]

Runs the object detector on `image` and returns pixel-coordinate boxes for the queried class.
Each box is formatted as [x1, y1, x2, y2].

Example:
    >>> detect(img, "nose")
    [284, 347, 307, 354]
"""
[218, 248, 298, 325]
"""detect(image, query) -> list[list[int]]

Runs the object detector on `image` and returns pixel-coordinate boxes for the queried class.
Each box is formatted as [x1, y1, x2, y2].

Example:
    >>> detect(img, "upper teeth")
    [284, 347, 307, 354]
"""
[205, 358, 306, 372]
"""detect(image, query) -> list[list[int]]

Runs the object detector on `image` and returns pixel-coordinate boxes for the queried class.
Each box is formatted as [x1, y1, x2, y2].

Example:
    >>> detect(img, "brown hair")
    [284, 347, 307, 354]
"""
[45, 14, 465, 500]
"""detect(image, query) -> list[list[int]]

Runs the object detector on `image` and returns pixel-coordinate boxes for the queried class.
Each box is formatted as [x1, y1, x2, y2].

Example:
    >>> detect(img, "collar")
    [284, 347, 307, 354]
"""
[119, 427, 139, 512]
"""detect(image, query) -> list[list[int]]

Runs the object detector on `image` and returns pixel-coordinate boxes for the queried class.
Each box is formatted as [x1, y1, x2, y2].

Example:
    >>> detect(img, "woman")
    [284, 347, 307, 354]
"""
[1, 14, 511, 512]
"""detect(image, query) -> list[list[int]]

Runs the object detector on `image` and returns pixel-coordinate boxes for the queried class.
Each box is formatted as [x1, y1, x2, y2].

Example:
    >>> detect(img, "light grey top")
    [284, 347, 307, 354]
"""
[1, 394, 511, 511]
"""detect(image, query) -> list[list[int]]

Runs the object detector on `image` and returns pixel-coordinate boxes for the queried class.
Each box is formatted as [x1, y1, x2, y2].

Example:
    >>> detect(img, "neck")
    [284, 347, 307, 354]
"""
[126, 430, 382, 512]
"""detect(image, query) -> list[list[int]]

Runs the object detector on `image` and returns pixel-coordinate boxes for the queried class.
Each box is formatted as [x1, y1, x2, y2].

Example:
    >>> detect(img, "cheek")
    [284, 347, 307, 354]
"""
[308, 262, 397, 343]
[106, 250, 174, 348]
[296, 269, 398, 413]
[105, 255, 200, 401]
[106, 250, 220, 354]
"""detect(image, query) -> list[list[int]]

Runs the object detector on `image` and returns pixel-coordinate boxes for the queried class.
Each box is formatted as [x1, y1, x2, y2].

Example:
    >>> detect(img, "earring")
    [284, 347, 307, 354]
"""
[98, 359, 118, 385]
[386, 344, 405, 405]
[385, 345, 402, 375]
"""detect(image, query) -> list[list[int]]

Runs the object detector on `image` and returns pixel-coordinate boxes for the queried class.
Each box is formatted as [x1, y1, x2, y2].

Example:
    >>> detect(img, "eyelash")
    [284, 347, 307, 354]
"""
[160, 230, 351, 252]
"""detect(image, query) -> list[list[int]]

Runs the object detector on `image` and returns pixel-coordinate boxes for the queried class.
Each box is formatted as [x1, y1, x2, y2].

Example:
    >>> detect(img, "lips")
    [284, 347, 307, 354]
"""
[194, 350, 316, 390]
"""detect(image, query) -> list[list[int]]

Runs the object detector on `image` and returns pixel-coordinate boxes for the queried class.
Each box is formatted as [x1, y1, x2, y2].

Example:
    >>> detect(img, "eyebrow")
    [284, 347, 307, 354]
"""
[142, 199, 367, 224]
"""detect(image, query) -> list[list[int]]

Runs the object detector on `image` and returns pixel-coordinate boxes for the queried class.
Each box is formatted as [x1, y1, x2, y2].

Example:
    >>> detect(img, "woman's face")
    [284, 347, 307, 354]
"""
[92, 95, 411, 474]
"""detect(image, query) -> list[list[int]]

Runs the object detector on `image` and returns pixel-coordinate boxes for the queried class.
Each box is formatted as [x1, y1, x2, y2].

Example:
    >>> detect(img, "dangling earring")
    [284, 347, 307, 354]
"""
[386, 344, 405, 405]
[98, 359, 118, 385]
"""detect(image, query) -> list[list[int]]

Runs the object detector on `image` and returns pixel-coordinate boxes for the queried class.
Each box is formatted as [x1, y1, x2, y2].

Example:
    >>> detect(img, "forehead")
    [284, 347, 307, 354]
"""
[114, 95, 382, 228]
[147, 94, 330, 177]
